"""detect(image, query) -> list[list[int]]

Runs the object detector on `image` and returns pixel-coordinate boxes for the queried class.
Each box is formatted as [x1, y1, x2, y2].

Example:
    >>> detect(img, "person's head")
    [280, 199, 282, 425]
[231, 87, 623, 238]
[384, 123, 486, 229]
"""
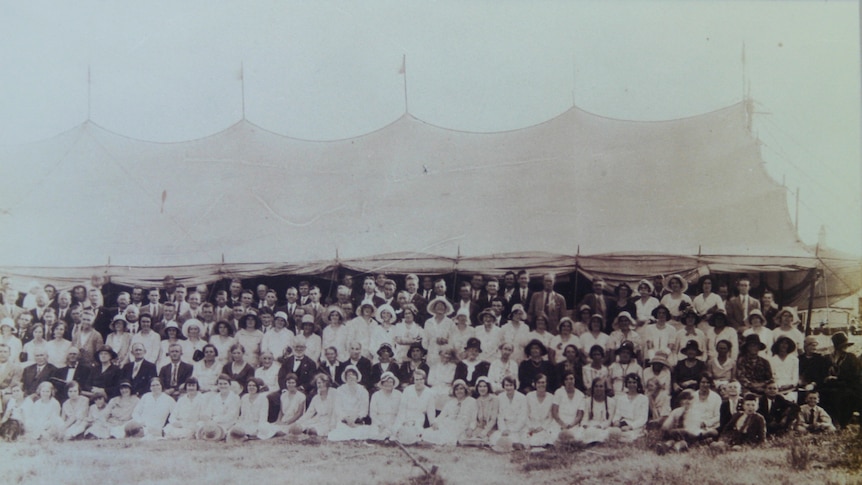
[616, 312, 634, 332]
[229, 279, 243, 297]
[147, 288, 160, 304]
[803, 336, 819, 355]
[543, 274, 555, 291]
[761, 290, 774, 308]
[563, 344, 579, 363]
[33, 349, 47, 366]
[301, 317, 315, 335]
[293, 340, 306, 357]
[162, 302, 176, 320]
[229, 343, 245, 362]
[470, 274, 485, 291]
[413, 369, 427, 390]
[776, 308, 798, 329]
[591, 277, 604, 294]
[637, 280, 653, 298]
[527, 340, 546, 360]
[534, 314, 548, 332]
[517, 271, 530, 288]
[624, 373, 643, 394]
[503, 271, 516, 289]
[149, 377, 163, 395]
[562, 371, 576, 391]
[452, 379, 468, 399]
[164, 324, 180, 341]
[589, 345, 605, 364]
[285, 287, 298, 303]
[502, 375, 516, 394]
[465, 338, 481, 360]
[716, 339, 732, 358]
[614, 283, 632, 299]
[439, 348, 457, 364]
[241, 314, 259, 331]
[284, 373, 298, 391]
[645, 377, 660, 396]
[616, 341, 634, 364]
[736, 277, 751, 296]
[168, 343, 183, 362]
[726, 380, 741, 398]
[806, 391, 820, 407]
[217, 374, 232, 393]
[309, 286, 321, 303]
[699, 276, 713, 294]
[377, 343, 394, 363]
[422, 276, 434, 290]
[58, 291, 71, 308]
[324, 346, 338, 363]
[342, 274, 354, 289]
[362, 277, 375, 294]
[743, 393, 758, 414]
[184, 377, 199, 395]
[348, 341, 362, 361]
[476, 377, 492, 396]
[698, 373, 714, 392]
[202, 344, 217, 362]
[591, 378, 608, 400]
[98, 346, 115, 364]
[53, 322, 68, 342]
[188, 291, 202, 308]
[396, 291, 409, 307]
[747, 312, 764, 329]
[678, 389, 695, 409]
[499, 342, 514, 360]
[87, 287, 101, 306]
[771, 336, 796, 356]
[382, 280, 397, 299]
[37, 381, 54, 400]
[246, 377, 264, 395]
[43, 284, 57, 301]
[764, 380, 779, 398]
[559, 318, 574, 336]
[255, 284, 269, 301]
[66, 347, 79, 365]
[485, 278, 499, 296]
[490, 298, 504, 316]
[588, 314, 604, 333]
[240, 290, 254, 307]
[375, 274, 387, 289]
[433, 279, 447, 295]
[71, 285, 87, 303]
[119, 381, 132, 397]
[459, 284, 471, 302]
[131, 343, 146, 361]
[30, 322, 45, 341]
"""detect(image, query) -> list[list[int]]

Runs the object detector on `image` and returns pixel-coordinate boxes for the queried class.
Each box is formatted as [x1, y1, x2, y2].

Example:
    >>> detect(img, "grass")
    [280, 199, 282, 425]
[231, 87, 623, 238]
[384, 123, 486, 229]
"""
[0, 429, 860, 485]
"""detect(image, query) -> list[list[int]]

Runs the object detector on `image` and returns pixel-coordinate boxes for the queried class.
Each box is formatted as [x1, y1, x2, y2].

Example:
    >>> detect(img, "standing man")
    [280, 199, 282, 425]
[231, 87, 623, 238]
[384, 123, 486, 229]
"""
[726, 277, 761, 331]
[529, 274, 566, 334]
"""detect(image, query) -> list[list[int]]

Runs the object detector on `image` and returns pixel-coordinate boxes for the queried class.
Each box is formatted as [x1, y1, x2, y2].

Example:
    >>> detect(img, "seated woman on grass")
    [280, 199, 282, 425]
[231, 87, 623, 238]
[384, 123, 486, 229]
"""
[163, 378, 205, 440]
[125, 377, 175, 439]
[293, 373, 337, 437]
[611, 373, 649, 442]
[328, 365, 371, 441]
[422, 379, 477, 446]
[464, 376, 497, 445]
[578, 377, 616, 445]
[228, 377, 271, 442]
[489, 375, 527, 450]
[197, 374, 241, 441]
[552, 371, 586, 441]
[259, 372, 306, 440]
[524, 373, 558, 447]
[367, 371, 401, 441]
[0, 384, 26, 441]
[24, 381, 63, 441]
[60, 381, 89, 440]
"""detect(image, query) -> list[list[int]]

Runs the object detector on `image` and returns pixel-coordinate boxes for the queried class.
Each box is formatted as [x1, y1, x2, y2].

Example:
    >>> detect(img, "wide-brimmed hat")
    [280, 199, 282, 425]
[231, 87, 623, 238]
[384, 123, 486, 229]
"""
[300, 314, 315, 326]
[477, 308, 496, 323]
[454, 307, 471, 321]
[664, 275, 688, 293]
[774, 307, 800, 324]
[110, 315, 128, 330]
[508, 304, 526, 319]
[613, 311, 635, 328]
[615, 340, 636, 356]
[650, 350, 671, 368]
[832, 332, 854, 350]
[226, 427, 249, 443]
[378, 371, 399, 389]
[426, 297, 454, 316]
[680, 308, 699, 323]
[614, 282, 633, 296]
[578, 304, 592, 315]
[651, 305, 671, 319]
[197, 423, 226, 441]
[475, 376, 494, 393]
[637, 279, 655, 294]
[680, 340, 703, 356]
[525, 339, 548, 356]
[588, 344, 605, 358]
[0, 318, 16, 333]
[375, 304, 395, 322]
[274, 311, 288, 322]
[341, 364, 362, 384]
[746, 309, 766, 325]
[407, 342, 427, 357]
[95, 344, 117, 360]
[376, 343, 394, 357]
[181, 319, 204, 338]
[708, 309, 729, 326]
[162, 321, 182, 336]
[355, 302, 376, 316]
[465, 337, 482, 352]
[803, 335, 819, 350]
[451, 379, 468, 394]
[771, 336, 797, 355]
[118, 380, 132, 389]
[742, 333, 766, 351]
[325, 305, 346, 321]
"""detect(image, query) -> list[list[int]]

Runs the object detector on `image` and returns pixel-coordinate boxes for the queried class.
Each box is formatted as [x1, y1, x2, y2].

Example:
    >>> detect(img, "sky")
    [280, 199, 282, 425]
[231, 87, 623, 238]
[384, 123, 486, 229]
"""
[0, 0, 860, 256]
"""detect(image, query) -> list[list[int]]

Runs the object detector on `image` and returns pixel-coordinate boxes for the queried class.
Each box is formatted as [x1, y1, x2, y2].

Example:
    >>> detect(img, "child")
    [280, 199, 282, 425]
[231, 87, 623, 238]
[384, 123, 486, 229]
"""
[646, 377, 671, 429]
[658, 389, 698, 453]
[796, 392, 836, 433]
[84, 390, 112, 439]
[717, 393, 766, 450]
[0, 384, 26, 441]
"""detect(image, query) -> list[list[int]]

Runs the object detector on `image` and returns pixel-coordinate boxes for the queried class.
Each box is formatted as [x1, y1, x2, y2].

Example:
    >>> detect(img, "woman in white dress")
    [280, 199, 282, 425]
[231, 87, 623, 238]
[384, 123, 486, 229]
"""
[368, 371, 402, 441]
[427, 347, 457, 410]
[579, 315, 610, 365]
[549, 318, 581, 365]
[209, 321, 236, 368]
[22, 323, 48, 365]
[393, 369, 436, 444]
[499, 305, 532, 364]
[370, 306, 398, 365]
[294, 373, 337, 436]
[328, 365, 371, 441]
[196, 374, 241, 441]
[692, 276, 724, 329]
[24, 382, 63, 441]
[525, 373, 559, 447]
[448, 309, 475, 361]
[258, 372, 305, 439]
[125, 378, 176, 439]
[634, 280, 660, 326]
[552, 371, 586, 441]
[234, 314, 264, 368]
[181, 319, 207, 364]
[769, 336, 799, 402]
[611, 373, 649, 442]
[163, 378, 205, 439]
[422, 379, 477, 446]
[105, 317, 132, 367]
[228, 377, 271, 441]
[393, 304, 424, 364]
[489, 376, 527, 449]
[0, 318, 22, 364]
[660, 275, 692, 322]
[578, 378, 616, 445]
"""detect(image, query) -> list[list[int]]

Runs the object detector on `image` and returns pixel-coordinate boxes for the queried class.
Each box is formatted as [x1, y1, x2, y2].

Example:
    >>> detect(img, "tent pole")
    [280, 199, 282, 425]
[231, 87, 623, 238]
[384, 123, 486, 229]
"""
[804, 243, 820, 336]
[573, 253, 580, 313]
[451, 245, 460, 302]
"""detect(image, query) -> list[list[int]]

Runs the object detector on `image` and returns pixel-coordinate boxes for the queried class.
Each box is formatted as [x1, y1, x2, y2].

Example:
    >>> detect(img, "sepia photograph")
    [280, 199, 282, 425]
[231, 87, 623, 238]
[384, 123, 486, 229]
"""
[0, 1, 860, 484]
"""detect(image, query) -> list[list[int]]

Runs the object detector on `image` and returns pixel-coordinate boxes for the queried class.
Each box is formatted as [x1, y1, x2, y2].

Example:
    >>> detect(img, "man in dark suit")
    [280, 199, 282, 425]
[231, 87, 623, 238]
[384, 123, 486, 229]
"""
[55, 291, 74, 325]
[267, 339, 318, 422]
[509, 270, 534, 315]
[122, 342, 158, 397]
[158, 342, 194, 398]
[500, 271, 518, 305]
[22, 350, 56, 397]
[64, 305, 84, 341]
[419, 276, 435, 302]
[578, 277, 609, 329]
[320, 346, 346, 387]
[404, 274, 427, 317]
[476, 277, 501, 314]
[29, 293, 51, 325]
[143, 288, 164, 324]
[528, 274, 567, 334]
[757, 381, 798, 436]
[725, 277, 761, 331]
[276, 287, 302, 333]
[52, 347, 92, 402]
[344, 342, 374, 390]
[353, 277, 385, 311]
[454, 284, 479, 326]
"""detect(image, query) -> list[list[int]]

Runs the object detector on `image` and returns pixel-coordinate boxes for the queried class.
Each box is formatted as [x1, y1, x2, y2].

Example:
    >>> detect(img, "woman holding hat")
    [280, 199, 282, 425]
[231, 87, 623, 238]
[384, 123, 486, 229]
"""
[488, 342, 519, 393]
[736, 334, 773, 395]
[368, 371, 401, 440]
[500, 304, 531, 364]
[518, 339, 556, 394]
[549, 318, 581, 365]
[673, 341, 707, 395]
[634, 280, 660, 326]
[197, 374, 240, 441]
[103, 380, 139, 438]
[820, 332, 862, 427]
[607, 283, 637, 330]
[393, 304, 424, 363]
[741, 310, 773, 359]
[370, 305, 398, 364]
[370, 343, 400, 390]
[328, 365, 371, 441]
[454, 337, 490, 395]
[106, 316, 132, 367]
[181, 319, 207, 364]
[579, 314, 609, 365]
[769, 336, 799, 402]
[423, 298, 455, 367]
[660, 275, 692, 322]
[90, 345, 122, 399]
[422, 379, 477, 446]
[208, 321, 236, 368]
[228, 377, 270, 441]
[0, 318, 22, 364]
[126, 377, 175, 439]
[235, 314, 264, 367]
[398, 343, 429, 391]
[163, 378, 204, 439]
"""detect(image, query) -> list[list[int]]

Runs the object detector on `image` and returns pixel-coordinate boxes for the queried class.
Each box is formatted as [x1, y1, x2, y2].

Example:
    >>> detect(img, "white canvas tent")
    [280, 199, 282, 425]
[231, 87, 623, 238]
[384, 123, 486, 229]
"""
[0, 101, 858, 306]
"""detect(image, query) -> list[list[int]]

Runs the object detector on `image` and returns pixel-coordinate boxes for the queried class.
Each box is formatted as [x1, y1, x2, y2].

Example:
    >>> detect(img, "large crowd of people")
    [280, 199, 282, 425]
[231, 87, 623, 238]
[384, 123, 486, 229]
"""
[0, 271, 858, 453]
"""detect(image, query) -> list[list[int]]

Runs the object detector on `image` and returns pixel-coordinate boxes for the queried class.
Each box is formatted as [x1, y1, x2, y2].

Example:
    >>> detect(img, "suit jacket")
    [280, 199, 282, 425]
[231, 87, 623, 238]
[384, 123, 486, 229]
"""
[453, 300, 479, 326]
[142, 303, 164, 323]
[719, 397, 744, 430]
[528, 291, 567, 333]
[90, 363, 122, 399]
[319, 360, 346, 387]
[722, 412, 766, 446]
[122, 359, 158, 397]
[277, 354, 317, 393]
[212, 305, 235, 326]
[29, 307, 50, 324]
[51, 364, 92, 401]
[757, 394, 798, 433]
[475, 293, 501, 314]
[726, 296, 761, 330]
[344, 356, 373, 390]
[90, 306, 114, 339]
[22, 362, 57, 396]
[178, 308, 202, 324]
[158, 360, 194, 393]
[453, 360, 491, 388]
[509, 287, 535, 315]
[578, 293, 609, 329]
[55, 306, 73, 325]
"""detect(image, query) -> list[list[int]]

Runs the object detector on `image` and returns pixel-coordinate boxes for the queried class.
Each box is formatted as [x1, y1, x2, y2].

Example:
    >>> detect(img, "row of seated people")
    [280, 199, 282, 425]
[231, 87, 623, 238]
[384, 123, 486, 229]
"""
[0, 363, 836, 450]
